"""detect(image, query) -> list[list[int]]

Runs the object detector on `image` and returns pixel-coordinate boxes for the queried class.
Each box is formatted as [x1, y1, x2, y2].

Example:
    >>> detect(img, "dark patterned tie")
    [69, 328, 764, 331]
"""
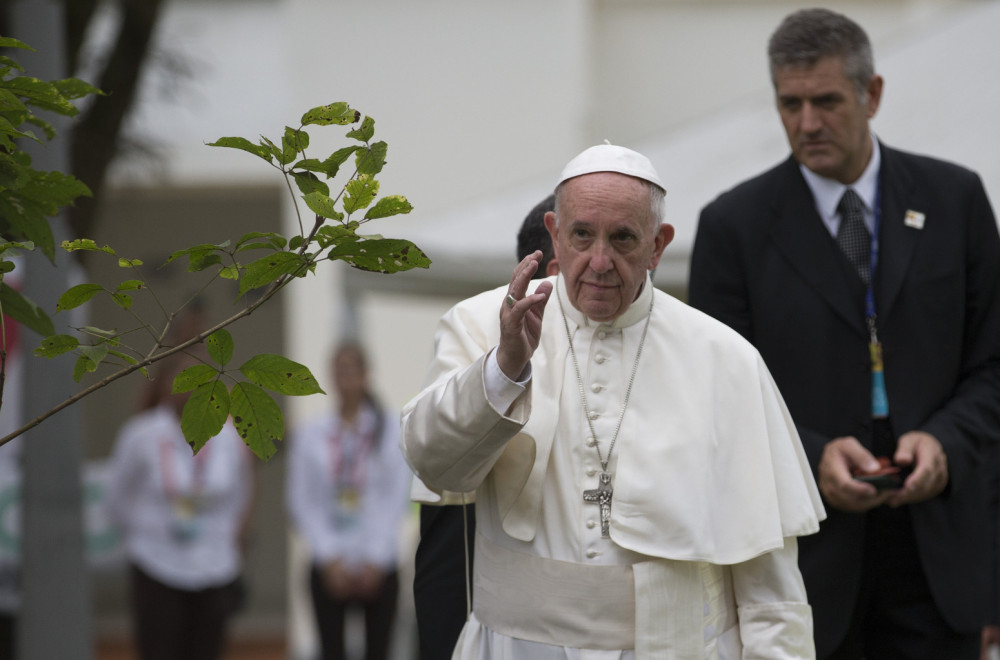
[836, 188, 871, 284]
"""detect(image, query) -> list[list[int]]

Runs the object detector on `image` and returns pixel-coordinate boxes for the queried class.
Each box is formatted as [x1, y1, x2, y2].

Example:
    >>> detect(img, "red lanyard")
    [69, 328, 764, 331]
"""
[327, 420, 374, 487]
[159, 436, 210, 498]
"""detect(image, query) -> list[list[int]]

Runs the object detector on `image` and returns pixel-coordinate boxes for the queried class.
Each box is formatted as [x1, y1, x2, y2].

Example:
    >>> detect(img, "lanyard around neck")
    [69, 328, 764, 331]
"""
[864, 183, 883, 340]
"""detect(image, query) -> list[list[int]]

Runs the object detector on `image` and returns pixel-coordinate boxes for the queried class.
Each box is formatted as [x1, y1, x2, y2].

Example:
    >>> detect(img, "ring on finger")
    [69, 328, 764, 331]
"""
[505, 294, 516, 308]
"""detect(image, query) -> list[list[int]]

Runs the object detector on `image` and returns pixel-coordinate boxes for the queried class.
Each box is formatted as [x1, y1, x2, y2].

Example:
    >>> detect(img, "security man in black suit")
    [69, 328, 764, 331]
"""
[689, 8, 1000, 660]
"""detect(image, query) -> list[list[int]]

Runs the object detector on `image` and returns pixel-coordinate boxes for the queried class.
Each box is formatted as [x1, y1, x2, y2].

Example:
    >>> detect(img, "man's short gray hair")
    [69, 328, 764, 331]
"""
[768, 8, 875, 101]
[552, 177, 665, 230]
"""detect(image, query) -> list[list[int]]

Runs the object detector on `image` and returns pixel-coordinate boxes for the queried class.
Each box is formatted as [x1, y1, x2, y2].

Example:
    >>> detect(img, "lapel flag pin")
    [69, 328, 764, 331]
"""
[904, 209, 925, 229]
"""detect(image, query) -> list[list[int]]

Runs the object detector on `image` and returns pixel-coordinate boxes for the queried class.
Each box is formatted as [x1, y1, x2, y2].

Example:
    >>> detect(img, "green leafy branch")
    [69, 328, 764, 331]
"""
[0, 36, 430, 458]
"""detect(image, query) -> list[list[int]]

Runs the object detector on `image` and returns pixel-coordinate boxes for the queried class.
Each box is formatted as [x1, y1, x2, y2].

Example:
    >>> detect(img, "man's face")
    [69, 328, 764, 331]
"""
[775, 56, 882, 184]
[544, 172, 673, 322]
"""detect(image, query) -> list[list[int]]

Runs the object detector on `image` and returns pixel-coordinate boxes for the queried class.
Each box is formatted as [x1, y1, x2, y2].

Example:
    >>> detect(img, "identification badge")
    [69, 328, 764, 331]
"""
[332, 486, 361, 529]
[337, 486, 360, 512]
[869, 341, 889, 418]
[170, 495, 202, 542]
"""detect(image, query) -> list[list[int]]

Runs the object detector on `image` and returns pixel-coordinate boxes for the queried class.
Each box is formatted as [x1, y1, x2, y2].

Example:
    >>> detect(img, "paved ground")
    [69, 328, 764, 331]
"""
[97, 637, 287, 660]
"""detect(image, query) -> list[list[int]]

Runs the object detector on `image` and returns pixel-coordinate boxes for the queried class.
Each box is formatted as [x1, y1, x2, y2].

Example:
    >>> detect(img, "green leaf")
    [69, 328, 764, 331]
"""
[0, 241, 34, 254]
[62, 239, 115, 255]
[118, 257, 143, 267]
[220, 265, 239, 280]
[238, 251, 308, 296]
[80, 326, 119, 342]
[56, 283, 103, 311]
[206, 136, 273, 163]
[315, 224, 360, 249]
[207, 328, 234, 366]
[239, 354, 324, 396]
[321, 146, 360, 179]
[73, 354, 97, 382]
[259, 136, 289, 165]
[282, 126, 308, 160]
[21, 170, 91, 209]
[302, 191, 344, 221]
[0, 283, 54, 336]
[0, 115, 34, 143]
[34, 334, 79, 358]
[182, 381, 231, 454]
[24, 114, 55, 141]
[0, 37, 33, 51]
[343, 175, 379, 214]
[230, 381, 283, 460]
[327, 237, 432, 274]
[235, 232, 286, 251]
[355, 141, 387, 175]
[164, 243, 227, 267]
[364, 195, 413, 220]
[116, 279, 145, 292]
[290, 158, 327, 174]
[72, 343, 109, 381]
[6, 76, 78, 116]
[188, 252, 223, 272]
[0, 55, 27, 75]
[173, 364, 219, 393]
[107, 349, 144, 375]
[0, 197, 55, 260]
[78, 342, 109, 366]
[290, 170, 330, 197]
[346, 115, 375, 142]
[52, 78, 103, 101]
[111, 292, 132, 310]
[300, 102, 359, 127]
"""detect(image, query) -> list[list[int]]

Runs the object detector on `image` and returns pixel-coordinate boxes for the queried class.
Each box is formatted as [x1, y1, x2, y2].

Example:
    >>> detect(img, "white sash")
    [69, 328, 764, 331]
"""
[472, 533, 735, 656]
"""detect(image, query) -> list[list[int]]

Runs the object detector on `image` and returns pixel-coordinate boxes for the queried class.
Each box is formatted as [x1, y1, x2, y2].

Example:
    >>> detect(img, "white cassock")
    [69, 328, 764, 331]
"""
[402, 273, 826, 660]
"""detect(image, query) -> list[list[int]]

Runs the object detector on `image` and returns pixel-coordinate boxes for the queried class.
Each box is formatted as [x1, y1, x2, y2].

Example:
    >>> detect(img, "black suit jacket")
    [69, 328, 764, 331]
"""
[689, 144, 1000, 656]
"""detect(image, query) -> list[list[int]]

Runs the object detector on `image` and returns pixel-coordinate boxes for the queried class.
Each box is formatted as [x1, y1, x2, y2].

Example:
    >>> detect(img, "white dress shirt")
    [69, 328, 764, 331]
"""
[800, 134, 882, 237]
[106, 405, 251, 590]
[286, 403, 412, 570]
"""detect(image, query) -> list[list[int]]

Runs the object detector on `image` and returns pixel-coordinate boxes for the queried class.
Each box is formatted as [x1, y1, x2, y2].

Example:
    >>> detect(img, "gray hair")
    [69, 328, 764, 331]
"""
[552, 177, 665, 230]
[768, 8, 874, 100]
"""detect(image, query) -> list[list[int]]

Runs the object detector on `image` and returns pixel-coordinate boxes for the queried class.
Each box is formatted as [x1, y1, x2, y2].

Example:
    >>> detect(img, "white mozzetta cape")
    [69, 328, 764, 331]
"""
[402, 274, 825, 565]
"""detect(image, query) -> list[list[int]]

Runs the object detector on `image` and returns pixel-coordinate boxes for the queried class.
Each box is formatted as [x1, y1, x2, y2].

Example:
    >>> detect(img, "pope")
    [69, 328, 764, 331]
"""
[401, 144, 826, 659]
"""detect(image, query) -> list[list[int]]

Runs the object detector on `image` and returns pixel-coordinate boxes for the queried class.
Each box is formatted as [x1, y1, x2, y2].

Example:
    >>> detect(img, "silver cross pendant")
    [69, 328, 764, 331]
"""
[583, 471, 613, 538]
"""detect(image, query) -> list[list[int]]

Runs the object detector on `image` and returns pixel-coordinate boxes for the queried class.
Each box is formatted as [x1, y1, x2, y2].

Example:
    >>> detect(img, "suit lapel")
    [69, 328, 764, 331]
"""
[874, 145, 919, 322]
[768, 158, 867, 337]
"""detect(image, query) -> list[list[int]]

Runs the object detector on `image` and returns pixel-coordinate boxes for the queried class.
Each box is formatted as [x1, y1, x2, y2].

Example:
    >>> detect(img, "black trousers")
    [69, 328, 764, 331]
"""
[0, 612, 14, 660]
[309, 565, 399, 660]
[824, 419, 980, 660]
[413, 504, 475, 660]
[130, 564, 239, 660]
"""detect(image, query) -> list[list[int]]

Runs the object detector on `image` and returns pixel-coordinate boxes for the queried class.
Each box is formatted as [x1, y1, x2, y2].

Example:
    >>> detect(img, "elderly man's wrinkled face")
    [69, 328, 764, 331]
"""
[544, 172, 673, 322]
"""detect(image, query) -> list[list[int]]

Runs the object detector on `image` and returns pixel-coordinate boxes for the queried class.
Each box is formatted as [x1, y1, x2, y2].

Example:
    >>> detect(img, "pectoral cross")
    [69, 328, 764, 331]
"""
[583, 471, 613, 538]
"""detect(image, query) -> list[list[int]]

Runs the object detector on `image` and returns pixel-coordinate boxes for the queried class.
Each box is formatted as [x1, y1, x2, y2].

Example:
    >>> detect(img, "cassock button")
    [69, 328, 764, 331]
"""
[586, 549, 600, 558]
[586, 520, 597, 529]
[588, 411, 599, 420]
[597, 330, 607, 340]
[586, 467, 597, 477]
[586, 437, 597, 447]
[591, 383, 602, 393]
[595, 354, 607, 364]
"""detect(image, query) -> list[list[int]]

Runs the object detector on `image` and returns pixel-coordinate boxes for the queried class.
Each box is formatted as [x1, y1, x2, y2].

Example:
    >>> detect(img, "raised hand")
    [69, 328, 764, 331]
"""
[495, 251, 553, 380]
